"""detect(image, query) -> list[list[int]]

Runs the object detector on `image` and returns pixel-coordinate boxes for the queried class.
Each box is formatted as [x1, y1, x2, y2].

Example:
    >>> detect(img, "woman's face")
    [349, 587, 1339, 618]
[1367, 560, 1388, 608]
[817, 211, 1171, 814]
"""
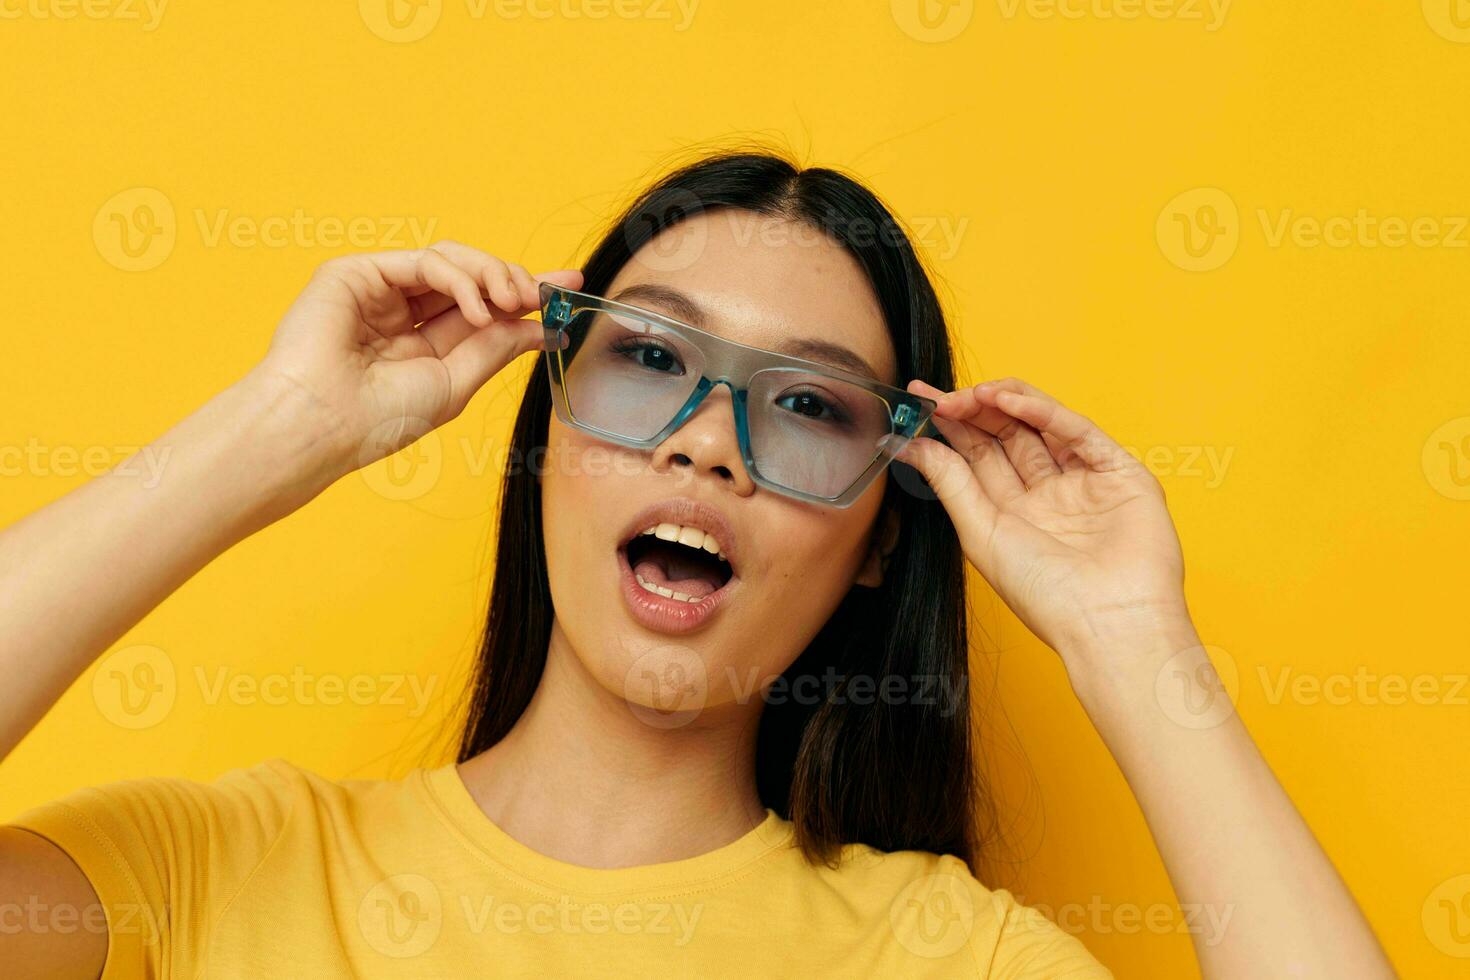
[540, 209, 900, 719]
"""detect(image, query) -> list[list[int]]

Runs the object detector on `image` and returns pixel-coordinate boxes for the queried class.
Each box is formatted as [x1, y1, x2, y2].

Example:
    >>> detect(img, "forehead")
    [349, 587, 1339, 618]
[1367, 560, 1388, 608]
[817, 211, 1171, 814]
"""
[605, 210, 898, 384]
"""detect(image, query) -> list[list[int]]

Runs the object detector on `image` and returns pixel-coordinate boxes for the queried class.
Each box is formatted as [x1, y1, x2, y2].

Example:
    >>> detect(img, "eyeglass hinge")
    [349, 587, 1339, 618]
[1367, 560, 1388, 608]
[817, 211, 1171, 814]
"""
[546, 293, 573, 326]
[893, 403, 917, 429]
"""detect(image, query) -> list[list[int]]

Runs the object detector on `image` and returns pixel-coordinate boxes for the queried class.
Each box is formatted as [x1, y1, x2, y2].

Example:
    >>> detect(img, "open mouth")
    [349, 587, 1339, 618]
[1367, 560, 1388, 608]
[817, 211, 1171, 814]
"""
[620, 524, 736, 603]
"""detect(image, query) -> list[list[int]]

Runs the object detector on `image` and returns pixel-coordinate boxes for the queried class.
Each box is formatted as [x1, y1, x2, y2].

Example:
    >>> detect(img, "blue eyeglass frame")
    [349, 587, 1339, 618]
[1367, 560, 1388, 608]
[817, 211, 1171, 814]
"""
[539, 282, 937, 508]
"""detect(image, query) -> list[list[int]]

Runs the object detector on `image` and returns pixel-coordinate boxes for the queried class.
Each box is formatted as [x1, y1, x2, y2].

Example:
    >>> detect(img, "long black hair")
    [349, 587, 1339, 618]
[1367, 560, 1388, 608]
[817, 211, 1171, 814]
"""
[456, 149, 987, 871]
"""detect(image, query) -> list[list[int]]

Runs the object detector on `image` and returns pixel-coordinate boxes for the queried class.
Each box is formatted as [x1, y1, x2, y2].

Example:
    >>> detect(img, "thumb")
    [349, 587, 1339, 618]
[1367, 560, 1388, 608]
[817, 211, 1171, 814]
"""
[441, 318, 545, 418]
[897, 436, 998, 564]
[534, 268, 584, 291]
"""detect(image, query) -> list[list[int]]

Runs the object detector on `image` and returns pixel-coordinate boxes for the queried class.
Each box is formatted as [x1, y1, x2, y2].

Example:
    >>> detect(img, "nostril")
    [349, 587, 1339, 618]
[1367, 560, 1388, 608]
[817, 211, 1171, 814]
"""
[669, 452, 733, 482]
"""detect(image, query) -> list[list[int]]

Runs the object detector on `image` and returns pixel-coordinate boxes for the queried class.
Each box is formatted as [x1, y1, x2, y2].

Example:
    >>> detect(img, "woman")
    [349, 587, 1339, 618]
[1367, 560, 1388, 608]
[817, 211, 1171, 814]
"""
[0, 152, 1393, 977]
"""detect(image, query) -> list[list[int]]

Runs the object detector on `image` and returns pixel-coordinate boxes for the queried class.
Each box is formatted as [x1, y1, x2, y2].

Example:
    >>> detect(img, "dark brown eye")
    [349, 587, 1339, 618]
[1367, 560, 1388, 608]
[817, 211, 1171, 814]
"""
[638, 346, 678, 373]
[610, 338, 684, 375]
[776, 389, 848, 423]
[781, 392, 826, 417]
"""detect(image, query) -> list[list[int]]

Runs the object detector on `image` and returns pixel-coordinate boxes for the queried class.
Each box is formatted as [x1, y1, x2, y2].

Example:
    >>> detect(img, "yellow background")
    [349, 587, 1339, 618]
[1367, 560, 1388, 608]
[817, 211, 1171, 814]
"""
[2, 2, 1468, 975]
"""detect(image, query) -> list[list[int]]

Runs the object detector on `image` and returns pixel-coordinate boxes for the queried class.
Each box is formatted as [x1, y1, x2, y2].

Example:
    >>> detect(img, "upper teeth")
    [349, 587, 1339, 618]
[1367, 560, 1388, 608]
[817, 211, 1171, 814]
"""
[640, 523, 727, 562]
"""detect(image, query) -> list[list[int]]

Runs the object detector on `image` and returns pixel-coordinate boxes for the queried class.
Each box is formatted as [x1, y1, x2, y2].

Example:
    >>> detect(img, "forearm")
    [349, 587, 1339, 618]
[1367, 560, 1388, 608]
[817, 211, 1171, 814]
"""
[0, 370, 343, 761]
[1063, 620, 1394, 978]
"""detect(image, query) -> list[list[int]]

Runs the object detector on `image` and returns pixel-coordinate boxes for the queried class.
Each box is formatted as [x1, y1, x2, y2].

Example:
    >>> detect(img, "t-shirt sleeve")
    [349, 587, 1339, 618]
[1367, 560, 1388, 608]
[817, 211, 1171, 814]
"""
[4, 758, 303, 979]
[980, 885, 1114, 979]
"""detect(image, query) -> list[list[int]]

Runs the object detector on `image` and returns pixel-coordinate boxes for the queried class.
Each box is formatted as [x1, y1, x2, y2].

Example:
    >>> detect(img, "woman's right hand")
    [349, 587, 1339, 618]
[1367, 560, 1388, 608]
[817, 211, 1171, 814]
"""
[246, 241, 583, 486]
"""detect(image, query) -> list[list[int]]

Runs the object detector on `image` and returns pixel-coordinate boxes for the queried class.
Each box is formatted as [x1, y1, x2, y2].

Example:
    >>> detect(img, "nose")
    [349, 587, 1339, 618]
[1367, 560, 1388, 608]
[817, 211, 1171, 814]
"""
[650, 383, 756, 497]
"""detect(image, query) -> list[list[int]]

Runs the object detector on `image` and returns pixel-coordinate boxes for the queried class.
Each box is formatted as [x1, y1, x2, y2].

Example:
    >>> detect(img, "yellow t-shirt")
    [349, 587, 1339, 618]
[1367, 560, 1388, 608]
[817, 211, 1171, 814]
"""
[8, 758, 1110, 978]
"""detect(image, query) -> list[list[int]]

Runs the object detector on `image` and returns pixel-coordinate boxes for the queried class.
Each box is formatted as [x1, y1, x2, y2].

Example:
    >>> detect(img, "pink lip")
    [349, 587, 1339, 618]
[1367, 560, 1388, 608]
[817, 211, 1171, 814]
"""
[617, 547, 739, 634]
[615, 496, 742, 635]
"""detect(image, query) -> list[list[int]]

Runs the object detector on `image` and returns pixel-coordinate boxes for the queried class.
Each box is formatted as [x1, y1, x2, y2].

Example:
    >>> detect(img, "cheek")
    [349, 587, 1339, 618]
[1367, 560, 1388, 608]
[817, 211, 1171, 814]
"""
[540, 425, 633, 692]
[541, 417, 652, 506]
[541, 422, 611, 592]
[741, 494, 884, 641]
[539, 422, 715, 705]
[761, 520, 868, 599]
[540, 421, 654, 649]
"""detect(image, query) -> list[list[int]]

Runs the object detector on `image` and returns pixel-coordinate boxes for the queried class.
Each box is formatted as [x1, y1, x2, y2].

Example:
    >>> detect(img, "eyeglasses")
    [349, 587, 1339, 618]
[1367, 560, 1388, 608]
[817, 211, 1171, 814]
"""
[538, 283, 936, 507]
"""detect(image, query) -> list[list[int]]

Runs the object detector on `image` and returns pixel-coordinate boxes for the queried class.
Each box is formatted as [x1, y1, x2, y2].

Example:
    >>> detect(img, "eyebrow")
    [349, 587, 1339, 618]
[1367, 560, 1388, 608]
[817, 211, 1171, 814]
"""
[608, 283, 883, 380]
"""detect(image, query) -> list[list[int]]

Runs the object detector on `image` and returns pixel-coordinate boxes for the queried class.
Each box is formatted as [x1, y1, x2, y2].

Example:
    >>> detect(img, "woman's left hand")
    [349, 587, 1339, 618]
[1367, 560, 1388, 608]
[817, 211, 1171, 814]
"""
[899, 377, 1195, 672]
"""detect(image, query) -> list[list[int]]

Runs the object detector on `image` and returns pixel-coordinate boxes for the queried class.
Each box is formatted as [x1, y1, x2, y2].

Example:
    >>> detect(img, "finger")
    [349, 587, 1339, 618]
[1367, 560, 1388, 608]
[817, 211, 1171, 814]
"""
[440, 318, 547, 417]
[425, 240, 522, 315]
[895, 436, 999, 561]
[905, 376, 1034, 499]
[920, 379, 1062, 487]
[910, 378, 1020, 442]
[412, 266, 583, 325]
[359, 249, 493, 330]
[419, 249, 496, 328]
[505, 262, 541, 311]
[924, 412, 1027, 505]
[911, 378, 1008, 427]
[417, 304, 478, 358]
[536, 268, 584, 291]
[1038, 429, 1084, 470]
[406, 290, 459, 325]
[978, 382, 1131, 472]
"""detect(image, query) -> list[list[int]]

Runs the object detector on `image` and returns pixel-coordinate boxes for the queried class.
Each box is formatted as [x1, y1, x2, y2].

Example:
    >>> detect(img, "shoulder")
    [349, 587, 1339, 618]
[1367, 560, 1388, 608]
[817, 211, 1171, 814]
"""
[4, 756, 430, 903]
[4, 757, 371, 881]
[10, 757, 305, 841]
[4, 758, 420, 976]
[7, 756, 376, 832]
[785, 840, 1112, 978]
